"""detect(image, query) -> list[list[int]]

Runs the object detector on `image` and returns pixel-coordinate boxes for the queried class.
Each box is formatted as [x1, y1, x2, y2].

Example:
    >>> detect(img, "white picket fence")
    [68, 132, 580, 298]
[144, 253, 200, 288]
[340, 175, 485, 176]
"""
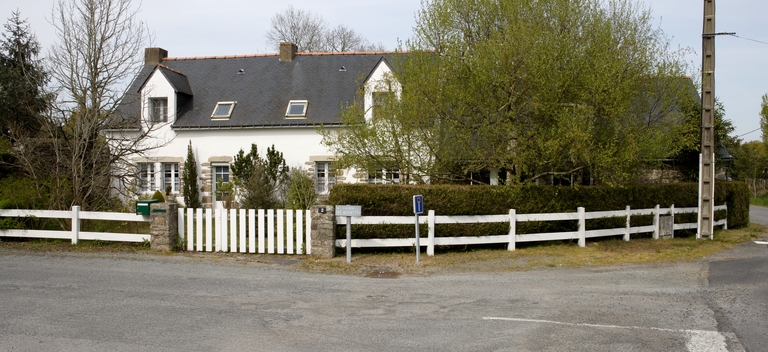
[0, 206, 150, 244]
[335, 204, 728, 256]
[178, 208, 311, 254]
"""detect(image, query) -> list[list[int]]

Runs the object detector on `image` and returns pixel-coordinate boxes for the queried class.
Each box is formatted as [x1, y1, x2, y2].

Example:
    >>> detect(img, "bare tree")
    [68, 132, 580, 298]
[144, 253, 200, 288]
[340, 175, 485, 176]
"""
[265, 5, 328, 52]
[326, 24, 384, 52]
[10, 0, 158, 211]
[266, 6, 385, 52]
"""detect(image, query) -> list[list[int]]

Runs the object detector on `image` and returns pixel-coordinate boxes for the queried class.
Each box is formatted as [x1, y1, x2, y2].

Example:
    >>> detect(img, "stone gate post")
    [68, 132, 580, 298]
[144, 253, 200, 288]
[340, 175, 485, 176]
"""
[150, 202, 178, 251]
[310, 205, 336, 258]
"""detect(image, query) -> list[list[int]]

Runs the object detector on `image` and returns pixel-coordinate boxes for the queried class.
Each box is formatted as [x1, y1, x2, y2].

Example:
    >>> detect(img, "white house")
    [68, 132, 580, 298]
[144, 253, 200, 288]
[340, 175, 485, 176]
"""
[110, 43, 398, 207]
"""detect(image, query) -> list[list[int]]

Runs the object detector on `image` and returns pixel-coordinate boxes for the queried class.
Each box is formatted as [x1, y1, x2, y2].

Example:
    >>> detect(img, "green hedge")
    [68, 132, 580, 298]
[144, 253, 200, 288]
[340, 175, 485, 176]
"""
[327, 182, 749, 239]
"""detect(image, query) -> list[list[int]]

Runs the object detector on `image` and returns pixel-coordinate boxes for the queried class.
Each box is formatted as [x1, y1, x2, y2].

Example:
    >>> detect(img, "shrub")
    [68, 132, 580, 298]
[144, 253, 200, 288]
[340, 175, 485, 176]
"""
[285, 168, 316, 210]
[151, 190, 165, 202]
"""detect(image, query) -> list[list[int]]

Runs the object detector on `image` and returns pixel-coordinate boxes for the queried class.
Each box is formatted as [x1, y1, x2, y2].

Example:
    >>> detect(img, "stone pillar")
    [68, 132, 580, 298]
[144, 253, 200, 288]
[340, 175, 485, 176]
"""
[310, 205, 336, 258]
[150, 202, 178, 251]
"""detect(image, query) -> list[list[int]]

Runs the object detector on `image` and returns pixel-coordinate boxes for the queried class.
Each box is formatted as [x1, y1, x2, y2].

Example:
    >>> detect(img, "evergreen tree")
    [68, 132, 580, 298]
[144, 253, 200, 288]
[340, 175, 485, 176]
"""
[183, 141, 202, 208]
[0, 11, 48, 138]
[231, 143, 288, 209]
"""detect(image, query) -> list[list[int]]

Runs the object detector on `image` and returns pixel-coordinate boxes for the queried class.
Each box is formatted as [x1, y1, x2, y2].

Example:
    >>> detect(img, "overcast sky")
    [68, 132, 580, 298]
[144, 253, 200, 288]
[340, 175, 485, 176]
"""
[2, 0, 767, 141]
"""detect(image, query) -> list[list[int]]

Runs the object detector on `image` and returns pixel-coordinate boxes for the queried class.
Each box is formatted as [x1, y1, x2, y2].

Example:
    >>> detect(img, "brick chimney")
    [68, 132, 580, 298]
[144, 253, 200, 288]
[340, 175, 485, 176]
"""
[279, 42, 297, 62]
[145, 48, 168, 65]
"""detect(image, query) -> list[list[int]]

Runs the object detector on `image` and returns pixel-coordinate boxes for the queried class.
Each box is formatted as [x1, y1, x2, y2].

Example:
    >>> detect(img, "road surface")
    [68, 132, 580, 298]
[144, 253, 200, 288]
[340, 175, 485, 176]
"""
[0, 210, 765, 351]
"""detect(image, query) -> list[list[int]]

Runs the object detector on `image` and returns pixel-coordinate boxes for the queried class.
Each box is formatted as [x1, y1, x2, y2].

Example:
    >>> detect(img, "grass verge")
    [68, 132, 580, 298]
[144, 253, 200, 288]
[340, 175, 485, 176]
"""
[750, 195, 768, 207]
[298, 223, 767, 276]
[0, 238, 152, 253]
[1, 224, 764, 276]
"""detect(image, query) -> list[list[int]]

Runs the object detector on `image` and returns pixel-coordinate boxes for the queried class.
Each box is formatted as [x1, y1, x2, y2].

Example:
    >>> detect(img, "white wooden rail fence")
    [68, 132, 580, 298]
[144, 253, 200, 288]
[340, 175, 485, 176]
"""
[0, 204, 727, 257]
[0, 206, 150, 244]
[335, 204, 728, 256]
[178, 208, 312, 254]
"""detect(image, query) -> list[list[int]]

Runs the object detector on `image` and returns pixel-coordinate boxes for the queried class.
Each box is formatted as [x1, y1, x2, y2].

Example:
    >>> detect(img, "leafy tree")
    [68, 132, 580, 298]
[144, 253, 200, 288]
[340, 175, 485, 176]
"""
[183, 141, 202, 208]
[265, 6, 384, 52]
[673, 98, 735, 181]
[730, 141, 766, 182]
[760, 94, 768, 151]
[232, 144, 289, 209]
[324, 0, 696, 185]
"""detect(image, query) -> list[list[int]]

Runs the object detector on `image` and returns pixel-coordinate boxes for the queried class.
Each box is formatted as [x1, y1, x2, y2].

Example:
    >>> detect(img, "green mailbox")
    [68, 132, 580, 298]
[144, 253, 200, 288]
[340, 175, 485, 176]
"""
[136, 199, 159, 215]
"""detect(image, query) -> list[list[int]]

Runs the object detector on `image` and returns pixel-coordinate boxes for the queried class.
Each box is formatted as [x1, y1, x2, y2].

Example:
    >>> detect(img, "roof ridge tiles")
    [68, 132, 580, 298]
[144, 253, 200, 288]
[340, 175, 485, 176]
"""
[163, 50, 410, 61]
[165, 53, 280, 61]
[157, 63, 187, 76]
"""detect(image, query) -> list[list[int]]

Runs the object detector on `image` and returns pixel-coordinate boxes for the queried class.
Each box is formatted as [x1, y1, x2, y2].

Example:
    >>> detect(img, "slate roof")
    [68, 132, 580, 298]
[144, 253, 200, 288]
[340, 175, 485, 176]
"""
[117, 51, 396, 130]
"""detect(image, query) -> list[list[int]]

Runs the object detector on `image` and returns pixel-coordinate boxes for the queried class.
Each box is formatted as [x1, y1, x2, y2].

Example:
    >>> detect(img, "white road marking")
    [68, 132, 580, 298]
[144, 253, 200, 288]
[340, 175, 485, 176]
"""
[754, 241, 768, 245]
[483, 317, 733, 352]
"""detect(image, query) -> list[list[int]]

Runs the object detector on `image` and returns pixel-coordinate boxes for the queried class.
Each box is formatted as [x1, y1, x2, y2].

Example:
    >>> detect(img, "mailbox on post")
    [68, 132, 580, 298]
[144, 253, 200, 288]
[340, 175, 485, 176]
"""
[136, 199, 159, 216]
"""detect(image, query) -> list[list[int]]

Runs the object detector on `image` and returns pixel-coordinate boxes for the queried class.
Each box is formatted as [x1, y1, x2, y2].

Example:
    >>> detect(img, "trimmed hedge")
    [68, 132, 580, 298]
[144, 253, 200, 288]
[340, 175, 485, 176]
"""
[327, 181, 749, 239]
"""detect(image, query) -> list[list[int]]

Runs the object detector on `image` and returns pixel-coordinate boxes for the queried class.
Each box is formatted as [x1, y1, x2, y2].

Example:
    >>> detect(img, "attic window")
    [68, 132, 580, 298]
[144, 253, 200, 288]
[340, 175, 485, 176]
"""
[286, 100, 308, 118]
[211, 101, 236, 119]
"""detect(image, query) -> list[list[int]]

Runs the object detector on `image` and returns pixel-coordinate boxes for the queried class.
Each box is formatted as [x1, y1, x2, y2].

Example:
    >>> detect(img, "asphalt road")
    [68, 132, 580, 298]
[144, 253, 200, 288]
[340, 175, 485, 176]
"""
[0, 210, 766, 351]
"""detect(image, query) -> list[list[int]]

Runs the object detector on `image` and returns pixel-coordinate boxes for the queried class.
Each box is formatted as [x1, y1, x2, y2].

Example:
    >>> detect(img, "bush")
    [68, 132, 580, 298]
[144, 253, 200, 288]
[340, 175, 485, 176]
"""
[720, 181, 750, 228]
[285, 168, 316, 210]
[151, 190, 165, 202]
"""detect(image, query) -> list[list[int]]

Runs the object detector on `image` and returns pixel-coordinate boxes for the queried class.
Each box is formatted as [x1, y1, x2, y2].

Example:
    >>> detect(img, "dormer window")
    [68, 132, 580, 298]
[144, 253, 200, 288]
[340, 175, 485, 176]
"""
[286, 100, 308, 118]
[150, 98, 168, 123]
[212, 101, 236, 119]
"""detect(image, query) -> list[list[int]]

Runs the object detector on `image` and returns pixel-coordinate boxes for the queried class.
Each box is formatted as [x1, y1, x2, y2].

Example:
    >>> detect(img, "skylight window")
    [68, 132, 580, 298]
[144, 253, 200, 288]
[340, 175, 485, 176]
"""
[211, 101, 236, 119]
[285, 100, 308, 118]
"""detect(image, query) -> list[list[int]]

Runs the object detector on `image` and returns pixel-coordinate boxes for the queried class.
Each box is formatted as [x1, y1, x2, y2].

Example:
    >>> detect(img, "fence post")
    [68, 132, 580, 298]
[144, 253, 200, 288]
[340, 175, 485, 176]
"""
[306, 210, 312, 255]
[239, 209, 247, 254]
[214, 207, 222, 252]
[295, 210, 303, 254]
[178, 208, 185, 250]
[670, 204, 675, 238]
[186, 208, 194, 251]
[624, 205, 630, 242]
[723, 204, 728, 230]
[277, 209, 285, 254]
[652, 205, 660, 240]
[508, 209, 516, 251]
[427, 210, 435, 256]
[71, 205, 80, 245]
[248, 209, 256, 253]
[578, 207, 586, 247]
[205, 208, 212, 252]
[258, 209, 265, 253]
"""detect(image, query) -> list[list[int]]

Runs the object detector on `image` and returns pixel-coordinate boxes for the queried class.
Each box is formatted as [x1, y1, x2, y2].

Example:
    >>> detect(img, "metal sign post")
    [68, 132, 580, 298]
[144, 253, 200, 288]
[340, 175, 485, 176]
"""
[413, 195, 424, 263]
[336, 205, 362, 263]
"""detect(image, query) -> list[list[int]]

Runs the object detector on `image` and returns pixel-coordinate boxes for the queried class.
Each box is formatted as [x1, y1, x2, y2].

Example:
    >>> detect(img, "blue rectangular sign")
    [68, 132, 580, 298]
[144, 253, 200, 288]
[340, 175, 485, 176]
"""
[413, 195, 424, 214]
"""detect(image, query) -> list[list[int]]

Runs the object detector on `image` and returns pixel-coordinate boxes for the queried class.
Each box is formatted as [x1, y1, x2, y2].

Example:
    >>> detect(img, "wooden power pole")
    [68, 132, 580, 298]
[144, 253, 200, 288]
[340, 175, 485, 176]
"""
[698, 0, 716, 240]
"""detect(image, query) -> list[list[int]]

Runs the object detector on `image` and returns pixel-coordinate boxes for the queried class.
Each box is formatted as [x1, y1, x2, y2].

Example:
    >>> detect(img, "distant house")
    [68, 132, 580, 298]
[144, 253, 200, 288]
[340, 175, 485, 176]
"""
[109, 43, 396, 207]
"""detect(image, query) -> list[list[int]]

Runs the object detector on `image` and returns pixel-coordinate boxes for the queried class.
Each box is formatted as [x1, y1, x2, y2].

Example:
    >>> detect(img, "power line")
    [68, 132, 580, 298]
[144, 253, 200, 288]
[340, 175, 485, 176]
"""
[732, 35, 768, 46]
[710, 32, 768, 46]
[737, 127, 761, 138]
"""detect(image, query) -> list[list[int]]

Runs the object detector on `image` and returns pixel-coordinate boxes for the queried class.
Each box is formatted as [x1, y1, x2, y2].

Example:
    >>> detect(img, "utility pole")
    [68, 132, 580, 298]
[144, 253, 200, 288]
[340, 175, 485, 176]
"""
[698, 0, 716, 240]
